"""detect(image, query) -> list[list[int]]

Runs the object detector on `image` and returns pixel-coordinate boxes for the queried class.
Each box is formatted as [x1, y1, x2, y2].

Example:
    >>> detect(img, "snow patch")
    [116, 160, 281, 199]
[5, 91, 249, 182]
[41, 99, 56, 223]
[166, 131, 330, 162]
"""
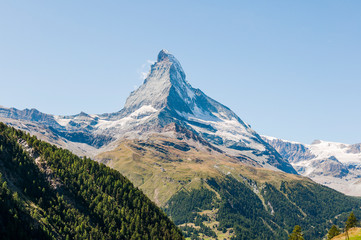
[309, 140, 361, 164]
[54, 116, 72, 127]
[96, 105, 157, 130]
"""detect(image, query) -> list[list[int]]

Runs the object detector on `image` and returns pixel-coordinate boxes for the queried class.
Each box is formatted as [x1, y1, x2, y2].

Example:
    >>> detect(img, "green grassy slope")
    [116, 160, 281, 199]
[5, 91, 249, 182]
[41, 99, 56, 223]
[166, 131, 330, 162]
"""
[332, 227, 361, 240]
[97, 136, 361, 240]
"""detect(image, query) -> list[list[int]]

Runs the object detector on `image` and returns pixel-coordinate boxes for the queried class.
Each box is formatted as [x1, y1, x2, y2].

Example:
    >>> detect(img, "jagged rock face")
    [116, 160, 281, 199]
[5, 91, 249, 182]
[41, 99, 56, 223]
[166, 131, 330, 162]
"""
[305, 156, 349, 178]
[0, 109, 113, 149]
[0, 107, 61, 129]
[0, 50, 296, 174]
[263, 136, 361, 196]
[264, 137, 316, 163]
[123, 50, 189, 114]
[348, 143, 361, 154]
[116, 50, 296, 173]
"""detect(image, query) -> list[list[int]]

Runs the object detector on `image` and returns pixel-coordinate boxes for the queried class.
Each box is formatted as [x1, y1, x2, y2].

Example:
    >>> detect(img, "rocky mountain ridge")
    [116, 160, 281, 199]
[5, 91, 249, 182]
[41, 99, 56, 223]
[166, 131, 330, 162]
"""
[0, 50, 295, 174]
[263, 136, 361, 196]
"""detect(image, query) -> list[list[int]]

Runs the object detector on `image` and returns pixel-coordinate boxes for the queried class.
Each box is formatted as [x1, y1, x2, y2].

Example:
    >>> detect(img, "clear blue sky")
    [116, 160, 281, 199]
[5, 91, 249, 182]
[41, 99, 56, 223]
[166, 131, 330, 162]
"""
[1, 1, 360, 144]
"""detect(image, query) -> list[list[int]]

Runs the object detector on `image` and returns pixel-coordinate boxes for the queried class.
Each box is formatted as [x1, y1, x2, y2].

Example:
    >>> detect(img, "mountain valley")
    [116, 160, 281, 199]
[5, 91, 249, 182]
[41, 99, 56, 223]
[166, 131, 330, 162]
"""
[1, 50, 361, 239]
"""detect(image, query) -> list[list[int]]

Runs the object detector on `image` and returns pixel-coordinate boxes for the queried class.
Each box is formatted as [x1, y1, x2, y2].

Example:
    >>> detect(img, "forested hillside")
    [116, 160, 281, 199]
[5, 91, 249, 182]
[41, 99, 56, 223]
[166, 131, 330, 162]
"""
[0, 122, 183, 240]
[93, 134, 361, 239]
[1, 122, 361, 240]
[165, 175, 361, 239]
[163, 174, 361, 239]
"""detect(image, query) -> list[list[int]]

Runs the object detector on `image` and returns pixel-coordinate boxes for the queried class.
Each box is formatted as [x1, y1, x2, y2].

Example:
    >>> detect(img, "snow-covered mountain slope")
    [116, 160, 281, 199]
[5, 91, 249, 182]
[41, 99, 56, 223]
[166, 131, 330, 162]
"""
[0, 116, 98, 156]
[263, 136, 361, 196]
[0, 50, 296, 174]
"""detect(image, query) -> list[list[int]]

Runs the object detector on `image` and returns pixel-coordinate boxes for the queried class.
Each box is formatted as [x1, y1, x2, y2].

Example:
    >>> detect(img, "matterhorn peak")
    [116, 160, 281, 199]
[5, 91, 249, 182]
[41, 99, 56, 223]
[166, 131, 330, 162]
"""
[0, 49, 297, 175]
[154, 49, 185, 79]
[157, 49, 170, 62]
[123, 50, 189, 112]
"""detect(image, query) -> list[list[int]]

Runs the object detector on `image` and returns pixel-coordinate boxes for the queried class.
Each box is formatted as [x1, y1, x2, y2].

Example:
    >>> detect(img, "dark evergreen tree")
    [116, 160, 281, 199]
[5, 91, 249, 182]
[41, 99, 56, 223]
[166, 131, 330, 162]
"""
[345, 212, 358, 240]
[346, 212, 358, 230]
[327, 225, 340, 240]
[288, 225, 304, 240]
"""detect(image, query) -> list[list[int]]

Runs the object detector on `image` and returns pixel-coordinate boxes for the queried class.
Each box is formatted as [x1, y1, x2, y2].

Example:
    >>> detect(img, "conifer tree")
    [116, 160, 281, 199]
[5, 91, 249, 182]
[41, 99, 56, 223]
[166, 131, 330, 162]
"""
[327, 225, 340, 240]
[346, 212, 358, 229]
[345, 212, 358, 240]
[288, 225, 304, 240]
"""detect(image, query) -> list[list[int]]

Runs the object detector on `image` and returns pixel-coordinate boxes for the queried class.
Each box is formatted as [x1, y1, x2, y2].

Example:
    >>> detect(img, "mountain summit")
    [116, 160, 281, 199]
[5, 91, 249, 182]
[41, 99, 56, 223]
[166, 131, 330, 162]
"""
[123, 49, 189, 114]
[0, 50, 296, 174]
[120, 50, 296, 173]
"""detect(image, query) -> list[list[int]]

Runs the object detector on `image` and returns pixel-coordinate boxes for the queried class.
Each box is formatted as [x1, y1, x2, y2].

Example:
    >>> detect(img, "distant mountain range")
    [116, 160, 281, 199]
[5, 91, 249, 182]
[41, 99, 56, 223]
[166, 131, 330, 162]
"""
[263, 136, 361, 196]
[1, 50, 360, 239]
